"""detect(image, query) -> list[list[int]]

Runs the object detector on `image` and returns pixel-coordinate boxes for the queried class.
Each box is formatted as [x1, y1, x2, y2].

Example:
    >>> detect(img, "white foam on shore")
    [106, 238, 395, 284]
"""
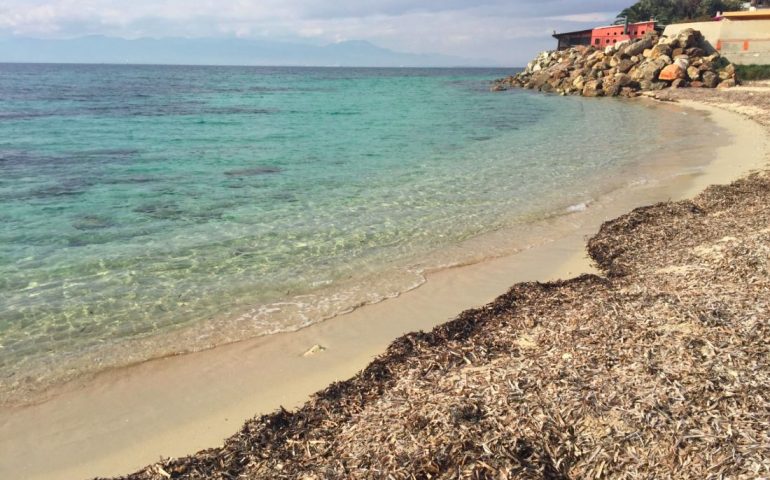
[566, 201, 590, 213]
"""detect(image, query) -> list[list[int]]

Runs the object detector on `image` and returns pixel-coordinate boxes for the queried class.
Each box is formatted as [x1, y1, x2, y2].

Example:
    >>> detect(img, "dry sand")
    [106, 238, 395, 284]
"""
[0, 85, 767, 480]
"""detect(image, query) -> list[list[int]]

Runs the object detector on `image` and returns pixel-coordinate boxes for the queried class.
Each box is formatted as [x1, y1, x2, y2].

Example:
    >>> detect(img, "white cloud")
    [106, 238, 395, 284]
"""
[546, 12, 618, 23]
[0, 0, 633, 64]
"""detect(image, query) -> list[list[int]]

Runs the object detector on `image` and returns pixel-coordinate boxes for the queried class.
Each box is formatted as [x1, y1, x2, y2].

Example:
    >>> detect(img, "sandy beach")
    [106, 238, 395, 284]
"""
[1, 84, 768, 480]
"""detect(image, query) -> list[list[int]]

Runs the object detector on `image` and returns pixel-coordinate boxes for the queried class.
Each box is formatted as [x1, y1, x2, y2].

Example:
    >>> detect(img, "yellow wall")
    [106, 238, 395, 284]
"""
[664, 19, 770, 65]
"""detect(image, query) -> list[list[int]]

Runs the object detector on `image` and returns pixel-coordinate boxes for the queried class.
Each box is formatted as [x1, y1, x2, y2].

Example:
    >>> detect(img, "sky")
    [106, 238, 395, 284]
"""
[0, 1, 636, 65]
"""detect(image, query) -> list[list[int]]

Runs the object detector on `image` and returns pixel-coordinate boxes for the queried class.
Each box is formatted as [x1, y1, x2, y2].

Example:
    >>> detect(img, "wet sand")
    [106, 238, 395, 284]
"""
[0, 94, 767, 480]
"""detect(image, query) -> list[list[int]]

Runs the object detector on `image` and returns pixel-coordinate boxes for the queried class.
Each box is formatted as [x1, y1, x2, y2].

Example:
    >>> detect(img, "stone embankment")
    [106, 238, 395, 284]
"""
[493, 28, 738, 97]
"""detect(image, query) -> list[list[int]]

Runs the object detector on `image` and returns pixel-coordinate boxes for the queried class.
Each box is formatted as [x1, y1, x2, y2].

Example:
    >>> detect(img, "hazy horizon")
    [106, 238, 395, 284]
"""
[0, 36, 502, 67]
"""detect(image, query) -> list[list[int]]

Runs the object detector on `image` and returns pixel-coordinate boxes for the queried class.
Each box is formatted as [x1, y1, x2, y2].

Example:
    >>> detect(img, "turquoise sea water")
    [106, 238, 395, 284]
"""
[0, 65, 715, 401]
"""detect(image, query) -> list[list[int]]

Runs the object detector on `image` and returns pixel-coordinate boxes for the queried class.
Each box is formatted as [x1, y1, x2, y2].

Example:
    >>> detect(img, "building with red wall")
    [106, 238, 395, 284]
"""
[553, 20, 659, 50]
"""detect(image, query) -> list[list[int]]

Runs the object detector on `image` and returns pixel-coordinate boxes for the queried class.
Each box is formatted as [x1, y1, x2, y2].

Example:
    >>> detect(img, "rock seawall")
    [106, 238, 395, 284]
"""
[494, 28, 738, 97]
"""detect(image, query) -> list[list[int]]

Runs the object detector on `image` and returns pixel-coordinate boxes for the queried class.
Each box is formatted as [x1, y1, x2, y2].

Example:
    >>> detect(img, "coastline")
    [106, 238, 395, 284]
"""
[1, 88, 768, 480]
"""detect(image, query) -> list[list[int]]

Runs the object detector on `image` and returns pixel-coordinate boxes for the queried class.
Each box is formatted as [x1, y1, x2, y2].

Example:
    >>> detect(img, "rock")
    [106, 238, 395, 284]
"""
[658, 36, 678, 47]
[671, 78, 687, 89]
[642, 63, 663, 82]
[650, 44, 672, 59]
[615, 73, 634, 88]
[702, 71, 719, 88]
[690, 80, 704, 88]
[659, 64, 686, 81]
[582, 79, 604, 97]
[572, 75, 586, 90]
[719, 63, 736, 80]
[617, 58, 635, 74]
[674, 57, 690, 70]
[672, 48, 685, 58]
[574, 45, 590, 55]
[717, 78, 736, 89]
[620, 87, 640, 97]
[643, 48, 653, 58]
[623, 36, 655, 57]
[491, 84, 507, 92]
[604, 81, 623, 97]
[687, 66, 701, 81]
[675, 28, 699, 49]
[685, 47, 705, 58]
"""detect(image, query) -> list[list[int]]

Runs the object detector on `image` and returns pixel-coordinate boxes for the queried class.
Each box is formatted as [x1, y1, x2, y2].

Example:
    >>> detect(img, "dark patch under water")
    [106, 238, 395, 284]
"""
[224, 166, 283, 177]
[71, 214, 116, 231]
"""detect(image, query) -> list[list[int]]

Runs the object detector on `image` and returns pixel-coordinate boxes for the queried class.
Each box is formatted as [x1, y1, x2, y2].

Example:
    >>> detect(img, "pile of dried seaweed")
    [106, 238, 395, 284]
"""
[110, 87, 770, 478]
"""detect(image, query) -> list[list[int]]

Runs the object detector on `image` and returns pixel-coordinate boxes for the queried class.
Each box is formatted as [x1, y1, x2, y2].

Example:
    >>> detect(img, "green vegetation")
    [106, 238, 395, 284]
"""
[735, 64, 770, 80]
[618, 0, 744, 24]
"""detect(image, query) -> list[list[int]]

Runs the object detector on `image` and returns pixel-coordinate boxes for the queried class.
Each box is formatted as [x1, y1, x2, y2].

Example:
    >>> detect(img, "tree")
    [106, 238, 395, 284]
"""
[618, 0, 744, 24]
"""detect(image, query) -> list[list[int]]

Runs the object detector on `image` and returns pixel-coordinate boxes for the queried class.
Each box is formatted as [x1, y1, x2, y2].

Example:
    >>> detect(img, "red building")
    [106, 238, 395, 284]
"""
[554, 20, 659, 50]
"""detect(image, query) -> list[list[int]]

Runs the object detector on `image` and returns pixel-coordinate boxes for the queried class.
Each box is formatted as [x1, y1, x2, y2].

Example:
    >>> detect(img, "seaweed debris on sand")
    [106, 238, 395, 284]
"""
[110, 87, 770, 479]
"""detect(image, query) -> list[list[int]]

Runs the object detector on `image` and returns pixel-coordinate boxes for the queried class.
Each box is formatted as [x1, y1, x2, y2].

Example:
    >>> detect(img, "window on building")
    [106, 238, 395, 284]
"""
[641, 30, 645, 34]
[595, 38, 600, 45]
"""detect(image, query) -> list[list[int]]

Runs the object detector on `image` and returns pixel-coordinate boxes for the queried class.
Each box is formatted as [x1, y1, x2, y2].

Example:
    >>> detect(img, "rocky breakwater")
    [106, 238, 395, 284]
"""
[493, 28, 738, 98]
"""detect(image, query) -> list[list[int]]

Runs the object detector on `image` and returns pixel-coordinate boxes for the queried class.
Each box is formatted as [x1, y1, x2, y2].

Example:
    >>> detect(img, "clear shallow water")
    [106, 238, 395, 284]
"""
[0, 64, 715, 401]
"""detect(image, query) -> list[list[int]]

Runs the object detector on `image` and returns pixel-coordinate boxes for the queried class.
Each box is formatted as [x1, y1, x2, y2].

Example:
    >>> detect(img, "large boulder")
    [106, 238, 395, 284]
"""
[717, 78, 736, 89]
[529, 71, 550, 89]
[582, 79, 604, 97]
[702, 71, 719, 88]
[650, 43, 672, 59]
[603, 80, 623, 97]
[719, 63, 736, 81]
[674, 57, 690, 70]
[623, 36, 656, 58]
[659, 64, 686, 81]
[671, 78, 687, 89]
[572, 75, 586, 90]
[686, 47, 705, 58]
[674, 28, 700, 49]
[687, 66, 701, 81]
[614, 73, 635, 88]
[641, 62, 663, 82]
[617, 58, 635, 74]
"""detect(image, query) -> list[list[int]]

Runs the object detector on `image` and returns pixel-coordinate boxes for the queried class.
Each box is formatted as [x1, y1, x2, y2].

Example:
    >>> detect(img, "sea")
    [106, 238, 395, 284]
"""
[0, 64, 719, 403]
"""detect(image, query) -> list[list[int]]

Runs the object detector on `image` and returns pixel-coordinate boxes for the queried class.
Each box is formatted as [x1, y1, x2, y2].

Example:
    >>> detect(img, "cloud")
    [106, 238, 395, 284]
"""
[0, 0, 632, 64]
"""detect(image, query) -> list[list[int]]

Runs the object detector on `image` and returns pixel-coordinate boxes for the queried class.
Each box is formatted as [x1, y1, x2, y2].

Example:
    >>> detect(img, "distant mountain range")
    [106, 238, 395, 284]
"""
[0, 36, 498, 67]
